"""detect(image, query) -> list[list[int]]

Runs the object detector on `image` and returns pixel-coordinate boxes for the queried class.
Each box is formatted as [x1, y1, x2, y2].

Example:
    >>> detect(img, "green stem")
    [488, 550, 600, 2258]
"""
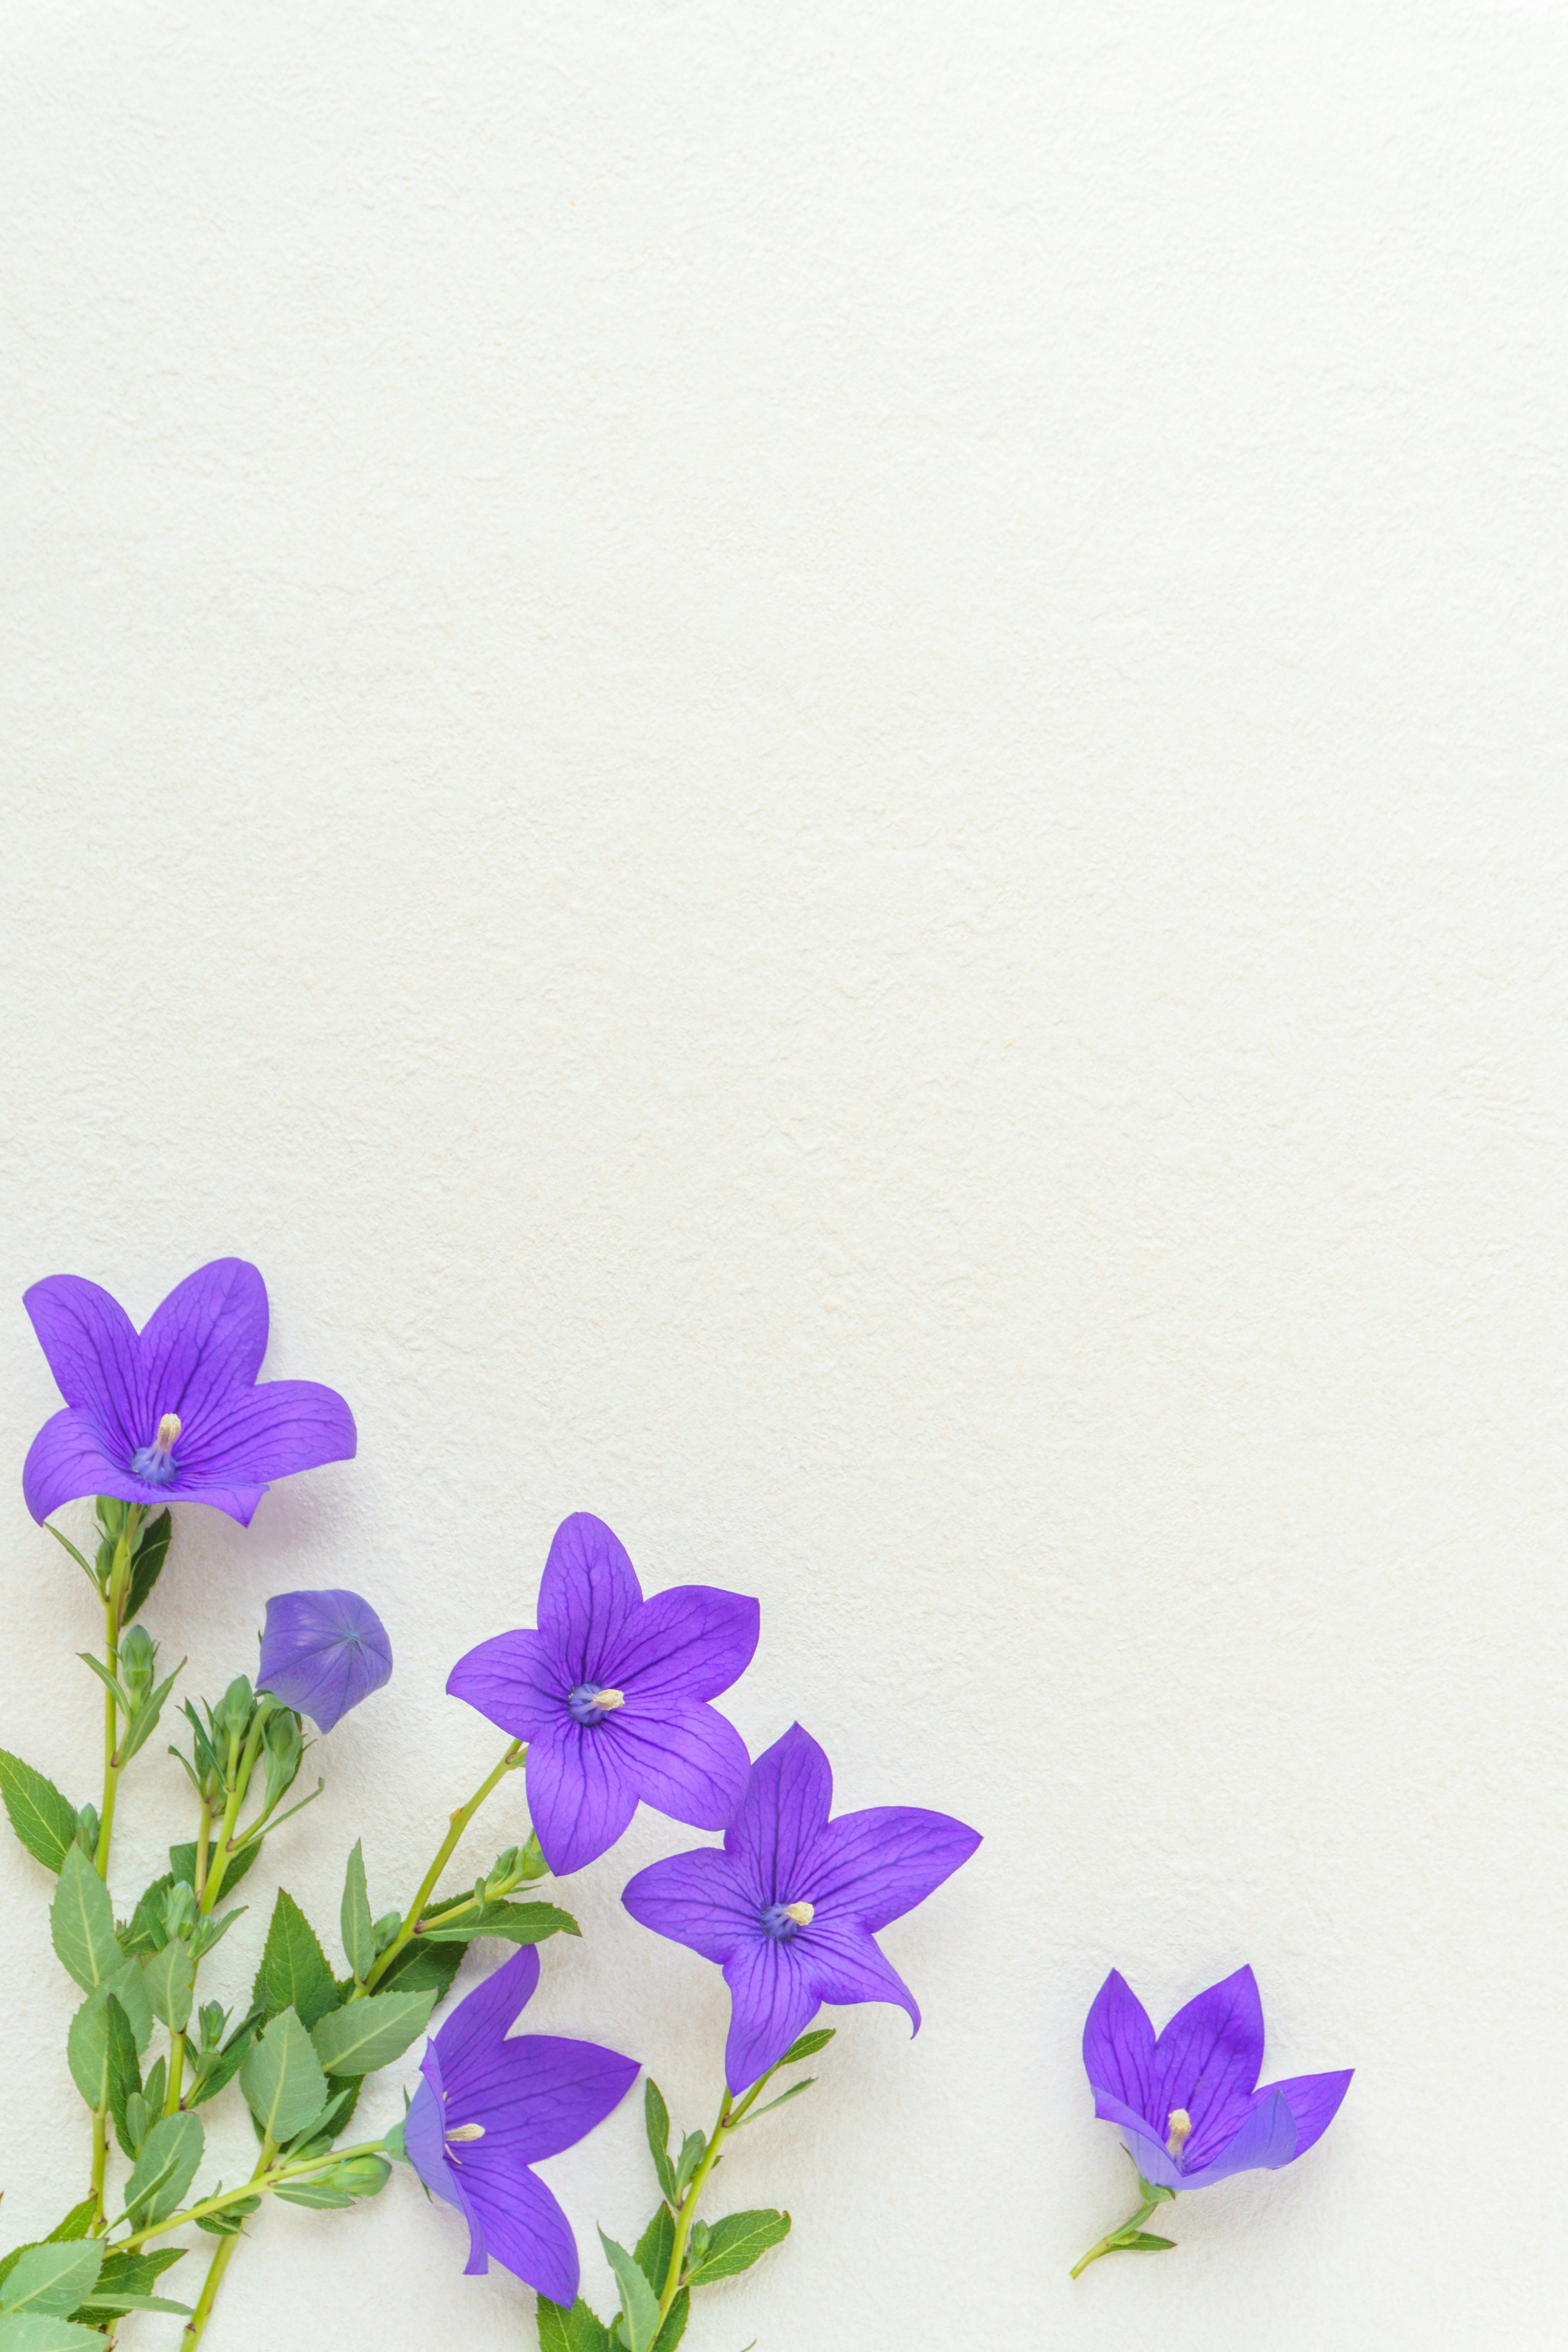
[89, 2109, 109, 2234]
[93, 1515, 139, 1879]
[192, 1796, 213, 1908]
[201, 1716, 267, 1914]
[117, 2135, 388, 2252]
[1069, 2178, 1177, 2278]
[165, 2031, 186, 2116]
[656, 2089, 732, 2326]
[358, 1741, 524, 1996]
[178, 2132, 274, 2348]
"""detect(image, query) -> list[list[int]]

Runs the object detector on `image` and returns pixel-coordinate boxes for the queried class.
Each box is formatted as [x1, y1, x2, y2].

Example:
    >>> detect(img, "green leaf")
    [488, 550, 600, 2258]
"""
[341, 1843, 375, 1981]
[105, 1998, 142, 2158]
[633, 2205, 674, 2295]
[0, 2315, 108, 2350]
[649, 2295, 688, 2352]
[308, 1989, 436, 2080]
[41, 2209, 96, 2248]
[732, 2076, 816, 2127]
[644, 2079, 677, 2205]
[0, 2245, 102, 2317]
[105, 1957, 154, 2055]
[169, 1840, 258, 1898]
[0, 1753, 80, 1874]
[66, 1993, 111, 2112]
[271, 2179, 353, 2209]
[124, 2112, 204, 2226]
[238, 2009, 330, 2145]
[252, 1892, 340, 2029]
[1113, 2232, 1176, 2253]
[76, 2293, 192, 2315]
[195, 2196, 260, 2238]
[115, 1667, 184, 1766]
[672, 2132, 705, 2197]
[121, 1872, 175, 1958]
[416, 1901, 579, 1946]
[777, 2027, 835, 2066]
[143, 1939, 195, 2034]
[49, 1846, 122, 1991]
[89, 2249, 185, 2305]
[684, 2209, 791, 2286]
[535, 2298, 612, 2352]
[123, 1513, 171, 1623]
[372, 1937, 463, 2003]
[597, 2234, 660, 2352]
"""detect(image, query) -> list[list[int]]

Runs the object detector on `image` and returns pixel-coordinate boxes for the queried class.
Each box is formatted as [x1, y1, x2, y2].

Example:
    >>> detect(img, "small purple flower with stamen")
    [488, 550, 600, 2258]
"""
[404, 1943, 638, 2306]
[257, 1590, 392, 1733]
[21, 1259, 355, 1529]
[621, 1722, 981, 2091]
[446, 1512, 760, 1878]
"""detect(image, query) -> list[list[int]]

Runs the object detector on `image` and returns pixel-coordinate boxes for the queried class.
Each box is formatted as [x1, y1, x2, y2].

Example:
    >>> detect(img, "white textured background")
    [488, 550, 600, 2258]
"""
[2, 4, 1565, 2346]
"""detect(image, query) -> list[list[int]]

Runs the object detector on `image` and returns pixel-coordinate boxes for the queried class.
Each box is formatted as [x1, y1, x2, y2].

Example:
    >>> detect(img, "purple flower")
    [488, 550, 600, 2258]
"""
[446, 1512, 760, 1879]
[1083, 1966, 1353, 2192]
[621, 1723, 981, 2092]
[21, 1259, 356, 1529]
[404, 1942, 638, 2306]
[257, 1590, 392, 1733]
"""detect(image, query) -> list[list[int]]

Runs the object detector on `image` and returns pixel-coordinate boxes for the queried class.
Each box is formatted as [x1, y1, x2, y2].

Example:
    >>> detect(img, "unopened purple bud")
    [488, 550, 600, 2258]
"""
[257, 1589, 392, 1735]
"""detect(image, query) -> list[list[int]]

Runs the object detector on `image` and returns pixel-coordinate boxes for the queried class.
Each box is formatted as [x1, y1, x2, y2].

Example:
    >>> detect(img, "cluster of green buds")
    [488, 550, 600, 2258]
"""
[81, 1624, 184, 1771]
[173, 1676, 321, 1907]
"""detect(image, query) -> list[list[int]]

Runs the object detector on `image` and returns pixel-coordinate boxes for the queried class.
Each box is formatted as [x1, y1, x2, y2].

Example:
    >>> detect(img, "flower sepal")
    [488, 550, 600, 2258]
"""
[1069, 2164, 1178, 2278]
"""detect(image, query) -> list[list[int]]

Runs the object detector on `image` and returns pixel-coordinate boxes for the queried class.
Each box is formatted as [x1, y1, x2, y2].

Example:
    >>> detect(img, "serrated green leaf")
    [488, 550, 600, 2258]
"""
[672, 2131, 705, 2197]
[239, 2009, 329, 2144]
[341, 1843, 375, 1981]
[649, 2293, 688, 2352]
[0, 2315, 107, 2350]
[684, 2209, 791, 2286]
[0, 1753, 80, 1874]
[66, 1993, 111, 2112]
[105, 1998, 141, 2158]
[777, 2027, 835, 2066]
[308, 1988, 435, 2078]
[142, 1938, 195, 2034]
[123, 1513, 171, 1623]
[633, 2205, 674, 2296]
[644, 2079, 678, 2205]
[416, 1901, 579, 1946]
[597, 2234, 660, 2352]
[252, 1892, 340, 2029]
[372, 1937, 464, 2003]
[124, 2113, 204, 2226]
[169, 1840, 257, 1898]
[89, 2249, 184, 2302]
[120, 1872, 175, 1958]
[105, 1957, 154, 2055]
[535, 2297, 612, 2352]
[41, 2210, 96, 2250]
[0, 2245, 102, 2318]
[49, 1846, 122, 1991]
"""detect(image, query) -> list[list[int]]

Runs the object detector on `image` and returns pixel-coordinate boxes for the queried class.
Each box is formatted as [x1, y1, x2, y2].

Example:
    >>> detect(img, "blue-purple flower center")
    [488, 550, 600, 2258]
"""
[761, 1902, 803, 1941]
[130, 1412, 182, 1485]
[567, 1682, 617, 1727]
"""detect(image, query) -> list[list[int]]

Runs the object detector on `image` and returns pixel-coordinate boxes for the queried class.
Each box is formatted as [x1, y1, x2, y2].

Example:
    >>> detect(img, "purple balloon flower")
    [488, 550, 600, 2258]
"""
[257, 1590, 392, 1733]
[21, 1259, 356, 1529]
[621, 1722, 981, 2092]
[1083, 1966, 1353, 2192]
[446, 1512, 760, 1879]
[404, 1942, 638, 2306]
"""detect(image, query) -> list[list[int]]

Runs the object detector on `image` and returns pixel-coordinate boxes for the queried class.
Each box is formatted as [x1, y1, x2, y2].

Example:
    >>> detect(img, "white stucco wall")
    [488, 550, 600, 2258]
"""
[2, 5, 1564, 2346]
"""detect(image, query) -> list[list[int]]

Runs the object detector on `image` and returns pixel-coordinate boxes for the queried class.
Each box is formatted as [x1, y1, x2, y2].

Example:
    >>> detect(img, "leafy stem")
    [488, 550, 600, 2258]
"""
[653, 2049, 803, 2327]
[356, 1739, 525, 1997]
[93, 1508, 141, 1878]
[1069, 2167, 1178, 2277]
[117, 2132, 390, 2254]
[177, 2130, 274, 2349]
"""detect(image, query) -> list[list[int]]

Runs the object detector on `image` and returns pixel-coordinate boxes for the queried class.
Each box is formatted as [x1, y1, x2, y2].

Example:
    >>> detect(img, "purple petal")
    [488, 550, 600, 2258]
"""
[1088, 2088, 1185, 2192]
[721, 1933, 821, 2091]
[1149, 1967, 1266, 2146]
[535, 1514, 643, 1681]
[22, 1407, 146, 1525]
[433, 1946, 541, 2094]
[457, 2035, 639, 2163]
[257, 1590, 392, 1733]
[1265, 2069, 1354, 2160]
[602, 1585, 760, 1704]
[446, 1629, 567, 1742]
[524, 1713, 639, 1877]
[800, 1806, 980, 1931]
[723, 1725, 833, 1904]
[174, 1379, 356, 1488]
[405, 2070, 488, 2274]
[610, 1698, 752, 1832]
[621, 1848, 756, 1963]
[454, 2152, 581, 2305]
[134, 1259, 269, 1430]
[1181, 2088, 1298, 2187]
[23, 1276, 142, 1449]
[796, 1916, 921, 2034]
[1082, 1970, 1159, 2125]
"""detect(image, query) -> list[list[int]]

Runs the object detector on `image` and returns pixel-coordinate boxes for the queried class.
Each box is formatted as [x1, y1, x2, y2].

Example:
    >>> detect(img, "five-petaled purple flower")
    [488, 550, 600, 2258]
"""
[257, 1590, 392, 1733]
[1083, 1966, 1352, 2191]
[621, 1722, 981, 2091]
[21, 1259, 356, 1529]
[404, 1942, 638, 2306]
[447, 1513, 760, 1879]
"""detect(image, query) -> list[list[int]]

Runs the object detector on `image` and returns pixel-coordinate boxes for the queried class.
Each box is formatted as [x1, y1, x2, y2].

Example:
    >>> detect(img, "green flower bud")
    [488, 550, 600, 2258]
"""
[322, 2155, 391, 2198]
[74, 1803, 99, 1857]
[214, 1675, 255, 1745]
[120, 1625, 157, 1707]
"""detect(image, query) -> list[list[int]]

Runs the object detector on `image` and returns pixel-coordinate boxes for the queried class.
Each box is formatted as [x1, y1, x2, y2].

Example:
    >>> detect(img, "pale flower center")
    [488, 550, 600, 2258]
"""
[131, 1412, 182, 1484]
[761, 1900, 815, 1941]
[1165, 2108, 1194, 2160]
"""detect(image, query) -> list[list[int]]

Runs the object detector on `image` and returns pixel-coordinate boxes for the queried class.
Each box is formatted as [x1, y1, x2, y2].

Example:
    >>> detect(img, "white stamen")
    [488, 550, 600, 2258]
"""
[781, 1901, 814, 1926]
[1165, 2108, 1193, 2158]
[593, 1687, 626, 1711]
[446, 2122, 485, 2143]
[155, 1412, 181, 1451]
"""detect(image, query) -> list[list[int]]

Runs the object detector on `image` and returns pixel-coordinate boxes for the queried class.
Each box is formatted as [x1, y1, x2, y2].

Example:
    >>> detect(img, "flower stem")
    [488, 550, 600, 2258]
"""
[201, 1715, 267, 1913]
[89, 2109, 109, 2233]
[357, 1740, 525, 1997]
[178, 2132, 274, 2348]
[116, 2134, 388, 2252]
[653, 2054, 797, 2328]
[93, 1512, 140, 1879]
[1069, 2174, 1178, 2278]
[164, 2031, 186, 2115]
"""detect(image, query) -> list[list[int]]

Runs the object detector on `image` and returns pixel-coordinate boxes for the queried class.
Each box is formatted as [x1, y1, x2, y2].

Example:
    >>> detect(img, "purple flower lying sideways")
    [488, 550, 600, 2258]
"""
[622, 1722, 981, 2091]
[447, 1512, 760, 1878]
[22, 1258, 356, 1528]
[257, 1589, 393, 1733]
[1072, 1965, 1352, 2276]
[404, 1943, 638, 2307]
